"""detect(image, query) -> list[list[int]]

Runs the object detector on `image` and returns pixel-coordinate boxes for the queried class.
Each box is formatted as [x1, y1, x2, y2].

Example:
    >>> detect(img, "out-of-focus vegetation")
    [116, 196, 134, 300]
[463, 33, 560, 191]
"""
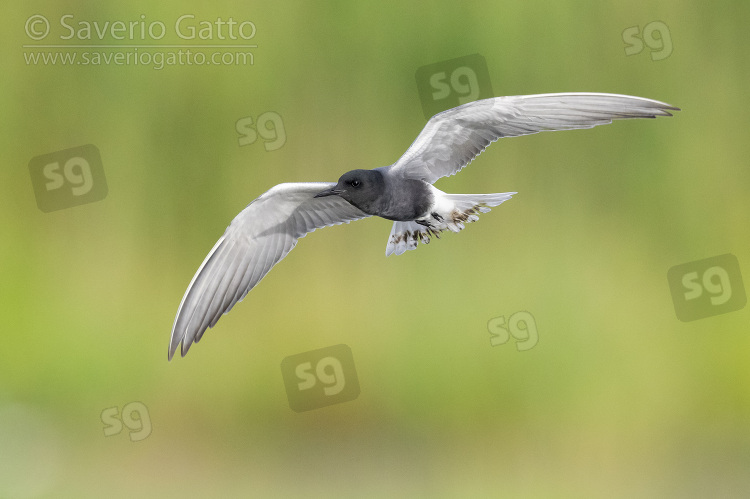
[1, 1, 749, 497]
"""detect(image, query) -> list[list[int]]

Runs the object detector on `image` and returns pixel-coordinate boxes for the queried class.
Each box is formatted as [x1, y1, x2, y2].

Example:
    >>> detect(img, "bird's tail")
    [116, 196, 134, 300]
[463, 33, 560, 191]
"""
[385, 192, 515, 256]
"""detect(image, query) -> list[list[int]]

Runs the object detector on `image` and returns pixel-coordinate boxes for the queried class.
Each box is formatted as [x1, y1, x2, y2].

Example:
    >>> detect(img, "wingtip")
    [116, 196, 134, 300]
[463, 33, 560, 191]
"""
[646, 98, 680, 116]
[167, 340, 179, 361]
[167, 344, 190, 361]
[656, 106, 680, 117]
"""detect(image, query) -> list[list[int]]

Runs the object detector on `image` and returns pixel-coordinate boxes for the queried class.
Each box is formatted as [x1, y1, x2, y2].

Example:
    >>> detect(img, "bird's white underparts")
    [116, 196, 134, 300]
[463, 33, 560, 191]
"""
[169, 92, 679, 359]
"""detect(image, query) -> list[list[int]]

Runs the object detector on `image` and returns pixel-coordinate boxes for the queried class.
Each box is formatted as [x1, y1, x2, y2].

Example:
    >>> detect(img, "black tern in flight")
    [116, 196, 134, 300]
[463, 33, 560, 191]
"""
[169, 92, 678, 359]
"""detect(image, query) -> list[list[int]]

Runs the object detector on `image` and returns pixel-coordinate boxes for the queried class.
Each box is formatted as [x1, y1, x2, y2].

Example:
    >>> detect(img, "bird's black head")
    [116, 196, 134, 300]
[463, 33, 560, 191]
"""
[314, 169, 385, 214]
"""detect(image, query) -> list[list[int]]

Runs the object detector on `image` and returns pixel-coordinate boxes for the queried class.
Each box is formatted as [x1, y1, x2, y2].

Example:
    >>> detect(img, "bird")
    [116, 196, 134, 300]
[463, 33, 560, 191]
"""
[169, 92, 679, 359]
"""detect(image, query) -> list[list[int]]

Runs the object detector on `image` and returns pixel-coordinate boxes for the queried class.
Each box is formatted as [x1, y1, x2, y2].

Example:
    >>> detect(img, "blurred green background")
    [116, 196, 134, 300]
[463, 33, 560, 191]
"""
[2, 1, 749, 497]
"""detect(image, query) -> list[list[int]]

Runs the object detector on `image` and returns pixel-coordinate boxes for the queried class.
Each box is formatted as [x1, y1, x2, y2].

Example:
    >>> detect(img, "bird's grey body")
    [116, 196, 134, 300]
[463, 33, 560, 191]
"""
[169, 92, 679, 359]
[375, 171, 434, 222]
[323, 168, 434, 221]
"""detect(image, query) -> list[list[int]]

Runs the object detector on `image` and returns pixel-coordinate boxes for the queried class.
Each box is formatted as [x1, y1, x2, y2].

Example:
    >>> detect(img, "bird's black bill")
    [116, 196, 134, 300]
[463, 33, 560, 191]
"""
[314, 188, 343, 198]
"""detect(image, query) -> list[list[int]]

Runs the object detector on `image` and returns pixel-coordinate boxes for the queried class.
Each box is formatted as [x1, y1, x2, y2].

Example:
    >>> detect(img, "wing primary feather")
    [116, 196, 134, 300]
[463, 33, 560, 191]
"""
[388, 92, 679, 184]
[181, 239, 237, 355]
[169, 235, 227, 360]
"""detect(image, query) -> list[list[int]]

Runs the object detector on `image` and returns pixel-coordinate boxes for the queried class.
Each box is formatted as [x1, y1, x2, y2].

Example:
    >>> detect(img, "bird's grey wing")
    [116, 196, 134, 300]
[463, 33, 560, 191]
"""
[388, 92, 679, 184]
[169, 182, 370, 359]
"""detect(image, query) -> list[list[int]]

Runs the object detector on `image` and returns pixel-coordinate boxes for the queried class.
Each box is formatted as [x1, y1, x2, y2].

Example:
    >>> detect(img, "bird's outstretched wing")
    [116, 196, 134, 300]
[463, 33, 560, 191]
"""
[169, 182, 370, 359]
[388, 93, 679, 184]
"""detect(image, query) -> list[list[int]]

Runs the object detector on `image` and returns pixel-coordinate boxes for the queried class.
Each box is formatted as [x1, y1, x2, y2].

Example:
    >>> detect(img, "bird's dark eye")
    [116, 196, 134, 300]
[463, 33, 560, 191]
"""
[351, 180, 361, 187]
